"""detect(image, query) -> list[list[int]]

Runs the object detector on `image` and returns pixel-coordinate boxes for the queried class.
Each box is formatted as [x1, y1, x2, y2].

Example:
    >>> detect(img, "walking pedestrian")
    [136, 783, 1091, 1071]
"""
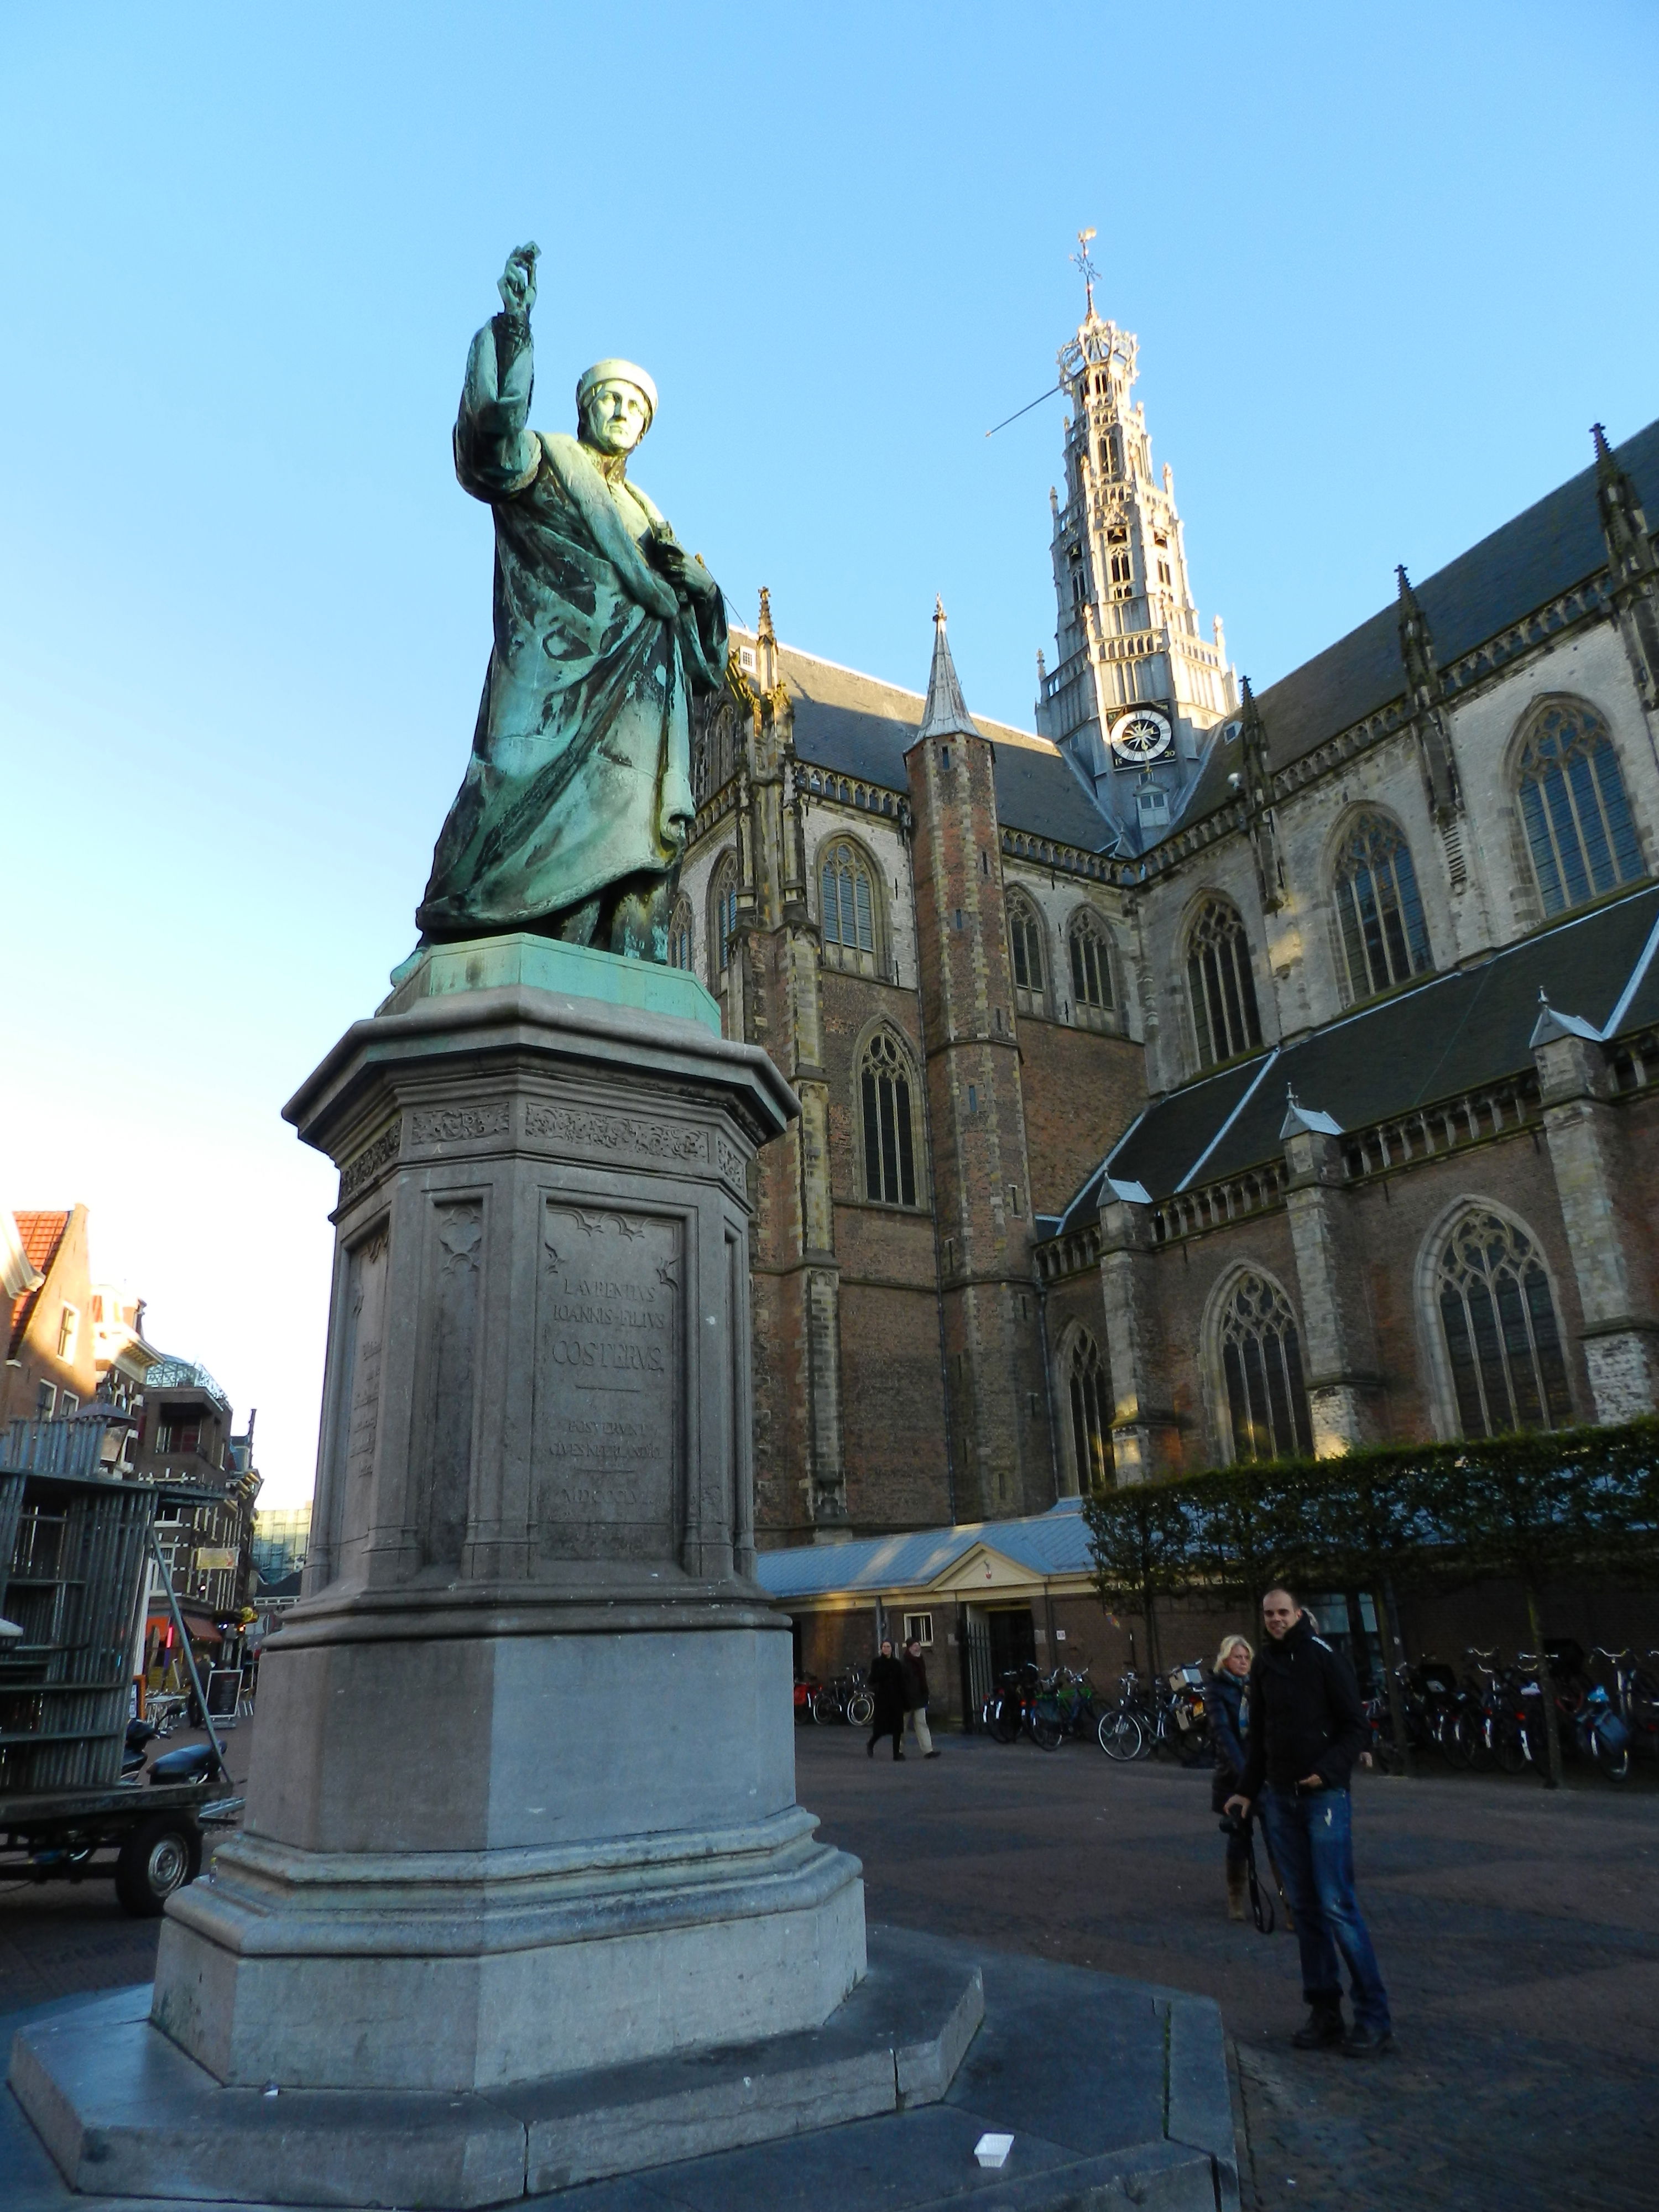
[900, 1637, 941, 1759]
[1225, 1585, 1393, 2057]
[867, 1638, 906, 1761]
[1209, 1632, 1253, 1921]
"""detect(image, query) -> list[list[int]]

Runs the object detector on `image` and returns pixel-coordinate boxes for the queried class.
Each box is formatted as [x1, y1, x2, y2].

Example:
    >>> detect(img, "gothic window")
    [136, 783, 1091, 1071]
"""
[1215, 1271, 1313, 1464]
[1433, 1208, 1573, 1436]
[1066, 1329, 1113, 1494]
[1186, 898, 1262, 1068]
[667, 896, 695, 974]
[1109, 549, 1132, 585]
[1007, 893, 1048, 1017]
[1068, 908, 1114, 1031]
[818, 838, 881, 977]
[708, 852, 739, 984]
[1332, 812, 1432, 1003]
[1515, 700, 1644, 917]
[859, 1028, 920, 1208]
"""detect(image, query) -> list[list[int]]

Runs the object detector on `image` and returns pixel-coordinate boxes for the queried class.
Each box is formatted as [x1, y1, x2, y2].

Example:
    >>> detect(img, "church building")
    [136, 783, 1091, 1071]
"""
[677, 285, 1659, 1547]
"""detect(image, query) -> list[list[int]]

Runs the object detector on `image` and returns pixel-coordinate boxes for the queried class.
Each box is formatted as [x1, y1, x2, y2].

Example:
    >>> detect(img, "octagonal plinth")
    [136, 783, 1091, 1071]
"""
[147, 941, 865, 2093]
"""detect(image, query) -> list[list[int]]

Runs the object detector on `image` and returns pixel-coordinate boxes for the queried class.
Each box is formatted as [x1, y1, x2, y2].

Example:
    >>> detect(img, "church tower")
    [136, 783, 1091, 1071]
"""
[1035, 237, 1237, 852]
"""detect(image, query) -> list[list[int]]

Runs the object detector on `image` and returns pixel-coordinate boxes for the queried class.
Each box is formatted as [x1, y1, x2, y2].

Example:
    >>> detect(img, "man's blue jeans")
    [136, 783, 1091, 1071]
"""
[1258, 1785, 1391, 2031]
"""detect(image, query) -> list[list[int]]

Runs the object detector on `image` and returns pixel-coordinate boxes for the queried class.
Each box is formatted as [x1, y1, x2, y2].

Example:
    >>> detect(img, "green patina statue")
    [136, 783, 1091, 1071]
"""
[417, 243, 728, 960]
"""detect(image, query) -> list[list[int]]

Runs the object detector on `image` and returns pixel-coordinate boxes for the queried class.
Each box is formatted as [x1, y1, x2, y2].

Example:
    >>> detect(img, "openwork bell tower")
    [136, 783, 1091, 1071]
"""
[1035, 233, 1237, 851]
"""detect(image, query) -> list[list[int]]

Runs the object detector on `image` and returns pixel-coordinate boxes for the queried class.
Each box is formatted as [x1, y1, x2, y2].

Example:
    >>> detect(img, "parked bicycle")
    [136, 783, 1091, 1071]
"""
[812, 1666, 874, 1729]
[981, 1664, 1064, 1750]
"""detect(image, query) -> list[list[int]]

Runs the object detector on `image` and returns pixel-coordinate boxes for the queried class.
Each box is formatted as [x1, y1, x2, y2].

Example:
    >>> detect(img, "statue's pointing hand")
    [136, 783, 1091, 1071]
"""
[497, 242, 539, 318]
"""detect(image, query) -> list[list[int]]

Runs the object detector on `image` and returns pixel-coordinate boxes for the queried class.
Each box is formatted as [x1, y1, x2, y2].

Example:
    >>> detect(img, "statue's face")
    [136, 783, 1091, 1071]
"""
[581, 380, 651, 455]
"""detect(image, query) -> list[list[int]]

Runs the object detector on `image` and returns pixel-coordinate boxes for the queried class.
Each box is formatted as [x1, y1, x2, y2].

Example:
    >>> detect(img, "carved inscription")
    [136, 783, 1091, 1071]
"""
[717, 1134, 747, 1193]
[328, 1227, 388, 1578]
[338, 1121, 401, 1206]
[410, 1103, 510, 1144]
[418, 1199, 483, 1569]
[533, 1205, 679, 1562]
[525, 1101, 707, 1165]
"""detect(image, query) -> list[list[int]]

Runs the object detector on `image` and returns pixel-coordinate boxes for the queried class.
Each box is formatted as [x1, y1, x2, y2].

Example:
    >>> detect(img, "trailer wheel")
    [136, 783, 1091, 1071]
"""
[114, 1814, 201, 1917]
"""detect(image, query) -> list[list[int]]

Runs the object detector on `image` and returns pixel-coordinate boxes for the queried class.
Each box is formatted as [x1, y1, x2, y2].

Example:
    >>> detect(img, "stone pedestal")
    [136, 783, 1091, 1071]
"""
[151, 936, 866, 2091]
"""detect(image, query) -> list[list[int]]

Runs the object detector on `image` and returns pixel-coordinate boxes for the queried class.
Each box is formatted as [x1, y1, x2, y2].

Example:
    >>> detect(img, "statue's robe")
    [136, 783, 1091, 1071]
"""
[417, 316, 726, 938]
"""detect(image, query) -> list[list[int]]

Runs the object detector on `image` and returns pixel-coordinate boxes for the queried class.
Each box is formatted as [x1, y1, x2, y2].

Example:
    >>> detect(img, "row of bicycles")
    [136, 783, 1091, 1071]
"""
[977, 1662, 1215, 1762]
[1365, 1641, 1658, 1783]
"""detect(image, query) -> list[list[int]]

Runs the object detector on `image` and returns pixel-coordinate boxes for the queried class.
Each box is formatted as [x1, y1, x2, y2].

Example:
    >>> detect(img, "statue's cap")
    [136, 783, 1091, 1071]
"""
[576, 359, 658, 422]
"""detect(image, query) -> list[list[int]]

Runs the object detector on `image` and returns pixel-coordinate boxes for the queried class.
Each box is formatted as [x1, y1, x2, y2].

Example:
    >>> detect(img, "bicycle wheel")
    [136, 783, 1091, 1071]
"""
[1131, 1717, 1157, 1760]
[1598, 1743, 1631, 1782]
[1097, 1710, 1142, 1760]
[846, 1692, 874, 1729]
[1494, 1718, 1530, 1776]
[1437, 1712, 1474, 1770]
[1027, 1704, 1063, 1751]
[811, 1689, 837, 1725]
[991, 1697, 1020, 1745]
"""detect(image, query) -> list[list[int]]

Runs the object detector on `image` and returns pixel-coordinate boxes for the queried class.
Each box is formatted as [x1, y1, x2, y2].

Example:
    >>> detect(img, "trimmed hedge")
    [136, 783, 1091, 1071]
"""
[1082, 1418, 1659, 1779]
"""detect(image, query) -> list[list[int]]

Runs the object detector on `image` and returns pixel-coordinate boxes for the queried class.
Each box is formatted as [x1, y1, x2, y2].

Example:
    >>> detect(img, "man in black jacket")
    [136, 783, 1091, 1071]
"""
[1225, 1587, 1392, 2057]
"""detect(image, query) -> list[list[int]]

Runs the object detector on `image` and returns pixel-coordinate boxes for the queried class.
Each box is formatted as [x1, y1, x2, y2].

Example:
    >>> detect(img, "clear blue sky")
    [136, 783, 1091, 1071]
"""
[3, 3, 1655, 1503]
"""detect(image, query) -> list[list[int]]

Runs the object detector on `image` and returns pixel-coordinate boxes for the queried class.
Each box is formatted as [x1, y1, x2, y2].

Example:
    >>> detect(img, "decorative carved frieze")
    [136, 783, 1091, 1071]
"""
[410, 1104, 511, 1144]
[338, 1121, 402, 1206]
[717, 1134, 748, 1192]
[524, 1100, 709, 1165]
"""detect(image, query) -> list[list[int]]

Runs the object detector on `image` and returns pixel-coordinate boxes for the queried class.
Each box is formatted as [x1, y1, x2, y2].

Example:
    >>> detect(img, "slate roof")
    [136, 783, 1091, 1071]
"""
[748, 638, 1119, 857]
[1181, 418, 1659, 827]
[1058, 883, 1659, 1220]
[755, 1495, 1094, 1600]
[7, 1209, 69, 1357]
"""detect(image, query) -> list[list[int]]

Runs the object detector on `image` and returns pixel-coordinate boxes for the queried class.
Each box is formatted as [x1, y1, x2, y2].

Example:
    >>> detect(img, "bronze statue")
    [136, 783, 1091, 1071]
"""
[418, 244, 727, 960]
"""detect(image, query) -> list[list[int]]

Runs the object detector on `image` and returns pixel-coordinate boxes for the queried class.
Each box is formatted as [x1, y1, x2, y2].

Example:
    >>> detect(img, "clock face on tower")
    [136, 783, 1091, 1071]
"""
[1108, 707, 1174, 765]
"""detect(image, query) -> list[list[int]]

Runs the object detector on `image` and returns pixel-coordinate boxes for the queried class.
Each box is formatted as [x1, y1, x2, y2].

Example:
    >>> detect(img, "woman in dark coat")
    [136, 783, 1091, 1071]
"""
[1211, 1634, 1254, 1919]
[868, 1639, 907, 1762]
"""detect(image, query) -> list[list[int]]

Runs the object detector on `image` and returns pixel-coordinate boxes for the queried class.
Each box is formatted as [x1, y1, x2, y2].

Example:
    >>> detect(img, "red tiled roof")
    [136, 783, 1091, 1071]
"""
[8, 1208, 70, 1358]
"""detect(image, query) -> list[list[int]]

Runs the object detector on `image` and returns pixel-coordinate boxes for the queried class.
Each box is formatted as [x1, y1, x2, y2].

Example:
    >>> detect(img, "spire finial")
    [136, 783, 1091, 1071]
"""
[757, 585, 775, 643]
[1593, 422, 1613, 466]
[934, 594, 947, 628]
[1071, 226, 1098, 316]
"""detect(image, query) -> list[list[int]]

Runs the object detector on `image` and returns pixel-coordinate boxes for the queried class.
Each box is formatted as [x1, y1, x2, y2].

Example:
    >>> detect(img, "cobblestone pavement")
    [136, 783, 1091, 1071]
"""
[0, 1720, 253, 2013]
[2, 1719, 1653, 2210]
[796, 1727, 1659, 2212]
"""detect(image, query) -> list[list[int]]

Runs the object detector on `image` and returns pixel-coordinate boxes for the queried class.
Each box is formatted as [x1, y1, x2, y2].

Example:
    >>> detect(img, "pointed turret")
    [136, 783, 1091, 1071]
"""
[917, 598, 982, 743]
[1237, 677, 1283, 913]
[1593, 425, 1658, 584]
[1396, 564, 1460, 825]
[1396, 565, 1440, 700]
[1592, 425, 1659, 708]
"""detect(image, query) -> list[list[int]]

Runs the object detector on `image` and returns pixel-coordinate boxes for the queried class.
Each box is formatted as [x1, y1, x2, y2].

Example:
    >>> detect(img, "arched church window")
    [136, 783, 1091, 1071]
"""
[1066, 1329, 1112, 1494]
[1433, 1207, 1573, 1436]
[667, 896, 695, 974]
[859, 1028, 919, 1208]
[1515, 700, 1644, 917]
[1215, 1271, 1313, 1464]
[1332, 812, 1432, 1003]
[818, 838, 881, 977]
[1068, 909, 1114, 1031]
[708, 853, 739, 984]
[1007, 893, 1047, 1018]
[1186, 898, 1262, 1068]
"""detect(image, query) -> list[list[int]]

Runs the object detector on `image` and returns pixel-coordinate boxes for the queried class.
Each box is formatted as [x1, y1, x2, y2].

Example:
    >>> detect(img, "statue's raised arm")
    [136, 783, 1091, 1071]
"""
[455, 243, 541, 500]
[418, 243, 728, 963]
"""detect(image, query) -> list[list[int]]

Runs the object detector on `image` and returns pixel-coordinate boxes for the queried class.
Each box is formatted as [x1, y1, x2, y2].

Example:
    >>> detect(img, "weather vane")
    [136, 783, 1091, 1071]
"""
[1071, 226, 1098, 315]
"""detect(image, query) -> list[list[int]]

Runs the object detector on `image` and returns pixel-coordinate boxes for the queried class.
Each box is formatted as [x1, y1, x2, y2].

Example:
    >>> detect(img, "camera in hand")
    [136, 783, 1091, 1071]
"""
[1217, 1811, 1249, 1837]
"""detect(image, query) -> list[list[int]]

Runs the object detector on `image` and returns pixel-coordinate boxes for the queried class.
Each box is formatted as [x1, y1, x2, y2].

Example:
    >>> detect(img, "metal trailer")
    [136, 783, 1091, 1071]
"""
[0, 1414, 245, 1914]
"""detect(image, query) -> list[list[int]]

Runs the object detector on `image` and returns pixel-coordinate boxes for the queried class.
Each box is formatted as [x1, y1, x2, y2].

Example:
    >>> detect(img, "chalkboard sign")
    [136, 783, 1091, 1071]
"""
[205, 1667, 242, 1719]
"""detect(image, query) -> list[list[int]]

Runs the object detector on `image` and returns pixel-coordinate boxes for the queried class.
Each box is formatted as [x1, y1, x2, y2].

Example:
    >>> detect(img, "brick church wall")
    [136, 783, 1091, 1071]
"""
[1018, 1017, 1145, 1215]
